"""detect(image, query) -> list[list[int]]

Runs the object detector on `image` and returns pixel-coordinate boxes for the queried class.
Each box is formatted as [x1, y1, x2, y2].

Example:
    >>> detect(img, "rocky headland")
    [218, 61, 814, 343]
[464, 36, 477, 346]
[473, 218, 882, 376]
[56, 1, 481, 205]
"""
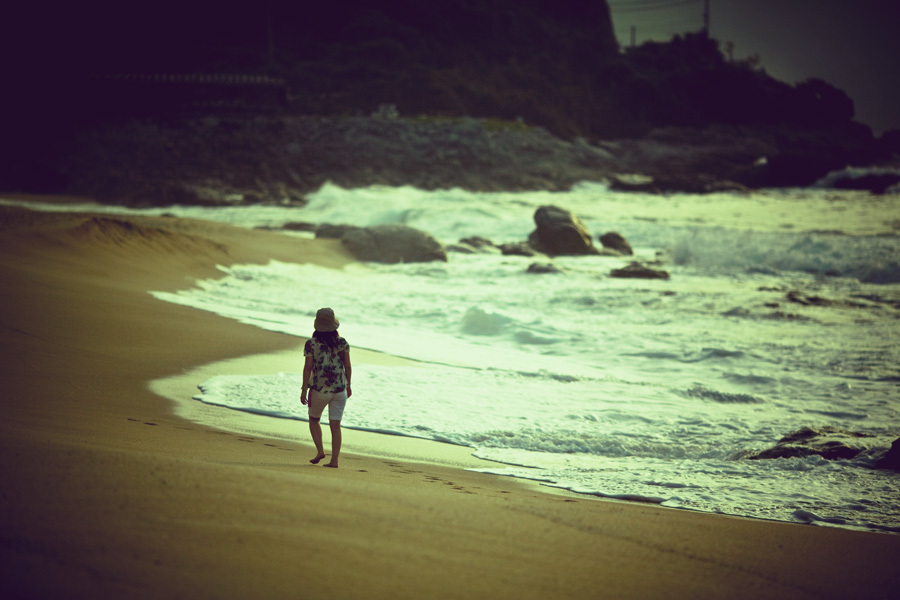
[8, 112, 897, 208]
[4, 0, 899, 204]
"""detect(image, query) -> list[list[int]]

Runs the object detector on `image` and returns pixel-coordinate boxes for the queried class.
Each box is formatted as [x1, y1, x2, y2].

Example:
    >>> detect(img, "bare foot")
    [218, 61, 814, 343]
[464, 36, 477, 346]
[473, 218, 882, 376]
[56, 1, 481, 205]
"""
[323, 462, 339, 469]
[310, 453, 326, 464]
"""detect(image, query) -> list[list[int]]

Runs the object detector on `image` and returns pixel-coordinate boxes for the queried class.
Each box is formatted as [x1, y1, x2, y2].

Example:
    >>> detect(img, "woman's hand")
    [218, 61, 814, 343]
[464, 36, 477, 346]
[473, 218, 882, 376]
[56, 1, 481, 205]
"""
[346, 385, 352, 398]
[301, 391, 308, 406]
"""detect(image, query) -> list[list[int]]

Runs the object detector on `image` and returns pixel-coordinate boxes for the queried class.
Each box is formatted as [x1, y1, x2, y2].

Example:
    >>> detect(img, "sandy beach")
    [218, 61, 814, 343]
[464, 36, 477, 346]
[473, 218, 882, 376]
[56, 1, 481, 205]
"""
[2, 199, 898, 599]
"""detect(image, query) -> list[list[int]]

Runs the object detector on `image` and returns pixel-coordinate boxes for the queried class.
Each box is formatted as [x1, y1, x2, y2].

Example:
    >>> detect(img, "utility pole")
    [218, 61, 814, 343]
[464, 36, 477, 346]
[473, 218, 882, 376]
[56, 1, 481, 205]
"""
[630, 25, 636, 48]
[703, 0, 710, 36]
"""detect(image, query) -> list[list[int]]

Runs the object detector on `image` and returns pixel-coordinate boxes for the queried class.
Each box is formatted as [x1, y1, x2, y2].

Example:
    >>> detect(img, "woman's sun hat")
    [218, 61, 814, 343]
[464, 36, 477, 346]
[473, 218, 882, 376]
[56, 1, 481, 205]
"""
[314, 307, 340, 332]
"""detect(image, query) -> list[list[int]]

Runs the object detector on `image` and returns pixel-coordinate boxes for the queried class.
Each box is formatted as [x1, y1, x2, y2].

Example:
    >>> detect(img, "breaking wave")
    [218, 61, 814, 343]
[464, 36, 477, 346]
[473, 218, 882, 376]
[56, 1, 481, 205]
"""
[665, 227, 900, 282]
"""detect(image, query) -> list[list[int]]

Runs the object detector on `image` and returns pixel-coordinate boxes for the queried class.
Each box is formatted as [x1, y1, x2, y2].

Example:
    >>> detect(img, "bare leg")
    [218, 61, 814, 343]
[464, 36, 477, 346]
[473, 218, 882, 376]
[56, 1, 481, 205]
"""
[324, 420, 342, 468]
[309, 417, 326, 464]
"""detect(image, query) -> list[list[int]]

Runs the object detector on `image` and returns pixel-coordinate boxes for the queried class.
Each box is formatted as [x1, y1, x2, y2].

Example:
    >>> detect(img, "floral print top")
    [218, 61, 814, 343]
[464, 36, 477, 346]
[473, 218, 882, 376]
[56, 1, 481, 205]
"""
[304, 337, 350, 393]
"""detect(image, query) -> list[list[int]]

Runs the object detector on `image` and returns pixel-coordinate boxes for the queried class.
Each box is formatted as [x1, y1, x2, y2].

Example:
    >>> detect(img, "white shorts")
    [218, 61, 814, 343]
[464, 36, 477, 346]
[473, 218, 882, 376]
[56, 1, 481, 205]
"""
[308, 389, 348, 421]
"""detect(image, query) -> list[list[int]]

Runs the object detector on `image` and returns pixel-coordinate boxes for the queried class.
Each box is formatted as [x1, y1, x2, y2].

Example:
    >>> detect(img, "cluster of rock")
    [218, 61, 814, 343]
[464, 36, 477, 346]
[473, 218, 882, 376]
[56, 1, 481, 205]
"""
[51, 115, 620, 207]
[747, 426, 900, 471]
[303, 204, 670, 279]
[604, 123, 900, 193]
[748, 426, 876, 461]
[22, 113, 899, 208]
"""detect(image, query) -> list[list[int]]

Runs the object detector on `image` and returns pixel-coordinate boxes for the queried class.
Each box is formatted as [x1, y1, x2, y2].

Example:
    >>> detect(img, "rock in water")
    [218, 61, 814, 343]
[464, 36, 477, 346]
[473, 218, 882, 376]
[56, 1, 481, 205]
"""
[878, 438, 900, 471]
[458, 236, 500, 253]
[599, 231, 633, 255]
[610, 262, 670, 279]
[450, 236, 501, 254]
[749, 426, 874, 461]
[526, 262, 565, 274]
[500, 242, 540, 257]
[340, 224, 447, 263]
[316, 223, 362, 239]
[527, 205, 599, 256]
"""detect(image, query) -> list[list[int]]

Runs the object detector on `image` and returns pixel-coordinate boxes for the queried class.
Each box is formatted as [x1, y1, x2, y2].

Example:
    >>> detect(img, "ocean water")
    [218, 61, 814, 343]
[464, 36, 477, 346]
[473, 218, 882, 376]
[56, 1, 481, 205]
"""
[5, 182, 899, 532]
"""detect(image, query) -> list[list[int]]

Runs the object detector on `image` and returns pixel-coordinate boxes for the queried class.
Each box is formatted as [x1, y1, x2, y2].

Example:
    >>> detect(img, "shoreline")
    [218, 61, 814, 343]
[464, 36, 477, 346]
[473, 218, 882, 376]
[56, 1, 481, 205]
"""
[150, 343, 898, 528]
[149, 344, 493, 471]
[2, 200, 899, 598]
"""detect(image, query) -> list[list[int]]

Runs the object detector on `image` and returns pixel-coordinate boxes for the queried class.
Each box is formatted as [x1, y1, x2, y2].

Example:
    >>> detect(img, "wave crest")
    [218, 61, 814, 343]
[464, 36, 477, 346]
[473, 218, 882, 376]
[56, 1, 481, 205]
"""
[666, 228, 900, 282]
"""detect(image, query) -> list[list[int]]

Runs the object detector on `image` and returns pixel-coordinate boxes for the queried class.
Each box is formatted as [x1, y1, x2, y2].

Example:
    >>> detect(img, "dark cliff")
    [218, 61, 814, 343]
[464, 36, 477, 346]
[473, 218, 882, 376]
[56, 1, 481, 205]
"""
[3, 1, 897, 200]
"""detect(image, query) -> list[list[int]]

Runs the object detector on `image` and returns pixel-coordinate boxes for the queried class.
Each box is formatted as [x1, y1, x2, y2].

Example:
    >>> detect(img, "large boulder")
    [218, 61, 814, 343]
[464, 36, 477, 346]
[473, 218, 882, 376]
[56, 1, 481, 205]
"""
[341, 224, 447, 263]
[527, 205, 598, 256]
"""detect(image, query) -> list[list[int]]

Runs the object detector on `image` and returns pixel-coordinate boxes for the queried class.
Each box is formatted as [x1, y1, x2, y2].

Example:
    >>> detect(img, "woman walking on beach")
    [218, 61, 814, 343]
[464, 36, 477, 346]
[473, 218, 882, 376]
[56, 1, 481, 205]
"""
[301, 307, 352, 468]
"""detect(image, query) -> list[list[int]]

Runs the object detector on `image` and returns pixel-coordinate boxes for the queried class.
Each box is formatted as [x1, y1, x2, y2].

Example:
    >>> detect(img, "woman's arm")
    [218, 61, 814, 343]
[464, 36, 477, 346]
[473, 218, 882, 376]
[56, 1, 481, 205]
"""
[301, 355, 313, 405]
[342, 350, 352, 397]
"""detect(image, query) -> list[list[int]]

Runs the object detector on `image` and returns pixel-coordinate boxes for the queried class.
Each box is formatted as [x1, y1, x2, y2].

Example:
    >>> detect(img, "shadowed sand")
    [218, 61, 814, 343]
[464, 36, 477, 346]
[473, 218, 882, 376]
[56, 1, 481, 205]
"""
[1, 200, 898, 599]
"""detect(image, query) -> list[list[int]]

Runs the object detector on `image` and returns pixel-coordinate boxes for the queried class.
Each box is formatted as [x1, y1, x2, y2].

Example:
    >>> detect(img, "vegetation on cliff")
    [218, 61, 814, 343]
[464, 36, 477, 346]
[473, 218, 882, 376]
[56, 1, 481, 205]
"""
[211, 1, 864, 141]
[4, 0, 896, 200]
[35, 0, 873, 140]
